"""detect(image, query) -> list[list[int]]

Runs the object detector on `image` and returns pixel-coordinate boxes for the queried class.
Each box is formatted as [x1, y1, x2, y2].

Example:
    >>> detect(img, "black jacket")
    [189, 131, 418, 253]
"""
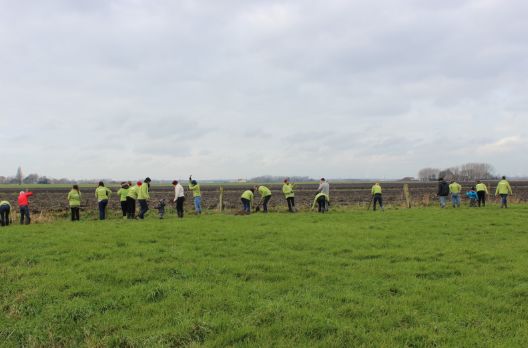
[438, 181, 449, 196]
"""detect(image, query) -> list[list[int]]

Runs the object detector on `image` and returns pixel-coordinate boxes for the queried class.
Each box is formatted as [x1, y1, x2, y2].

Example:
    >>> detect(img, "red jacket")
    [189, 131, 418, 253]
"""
[18, 192, 33, 206]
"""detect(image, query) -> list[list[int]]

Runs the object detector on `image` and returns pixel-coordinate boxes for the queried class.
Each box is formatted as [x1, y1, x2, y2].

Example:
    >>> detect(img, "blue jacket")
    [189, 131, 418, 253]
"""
[466, 191, 478, 200]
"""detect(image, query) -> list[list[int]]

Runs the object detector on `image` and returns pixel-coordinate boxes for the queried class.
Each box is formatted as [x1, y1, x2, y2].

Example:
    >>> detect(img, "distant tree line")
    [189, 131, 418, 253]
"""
[418, 163, 496, 182]
[249, 175, 315, 183]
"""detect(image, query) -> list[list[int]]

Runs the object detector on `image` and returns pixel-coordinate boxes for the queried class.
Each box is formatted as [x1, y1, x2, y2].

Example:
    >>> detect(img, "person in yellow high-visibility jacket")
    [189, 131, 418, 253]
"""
[371, 183, 384, 211]
[282, 178, 296, 212]
[475, 180, 488, 207]
[449, 180, 462, 208]
[255, 185, 272, 213]
[495, 176, 513, 208]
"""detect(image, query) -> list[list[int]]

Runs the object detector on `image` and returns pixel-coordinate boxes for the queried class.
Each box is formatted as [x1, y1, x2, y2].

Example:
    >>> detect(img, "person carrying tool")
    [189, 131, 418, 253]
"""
[188, 176, 202, 215]
[312, 192, 329, 213]
[475, 180, 488, 207]
[67, 185, 81, 221]
[255, 185, 272, 213]
[449, 180, 462, 208]
[371, 182, 384, 211]
[172, 180, 185, 218]
[240, 189, 254, 214]
[117, 182, 129, 218]
[282, 178, 296, 212]
[95, 182, 112, 220]
[495, 176, 513, 208]
[18, 190, 34, 225]
[437, 177, 449, 208]
[138, 177, 151, 219]
[0, 200, 11, 226]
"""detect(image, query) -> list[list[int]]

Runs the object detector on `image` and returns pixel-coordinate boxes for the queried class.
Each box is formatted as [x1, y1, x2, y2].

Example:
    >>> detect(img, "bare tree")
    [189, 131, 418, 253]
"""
[15, 166, 23, 185]
[417, 168, 440, 181]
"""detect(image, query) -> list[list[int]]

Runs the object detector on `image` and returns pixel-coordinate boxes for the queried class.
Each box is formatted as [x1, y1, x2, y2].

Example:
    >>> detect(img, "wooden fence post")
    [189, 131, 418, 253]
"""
[218, 186, 224, 212]
[403, 184, 411, 208]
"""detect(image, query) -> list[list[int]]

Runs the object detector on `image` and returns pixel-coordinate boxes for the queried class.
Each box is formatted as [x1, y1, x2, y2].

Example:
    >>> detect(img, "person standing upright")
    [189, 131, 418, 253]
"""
[137, 177, 151, 219]
[188, 176, 202, 215]
[173, 180, 185, 218]
[449, 180, 462, 208]
[317, 178, 330, 212]
[475, 180, 489, 207]
[95, 182, 112, 220]
[282, 178, 296, 212]
[126, 181, 140, 219]
[371, 182, 384, 211]
[67, 185, 81, 221]
[0, 200, 11, 226]
[18, 190, 33, 224]
[437, 177, 449, 208]
[495, 176, 513, 208]
[117, 182, 129, 219]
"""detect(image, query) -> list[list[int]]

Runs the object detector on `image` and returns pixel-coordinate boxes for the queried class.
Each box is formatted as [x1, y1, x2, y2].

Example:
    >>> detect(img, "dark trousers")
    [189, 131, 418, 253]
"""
[19, 205, 30, 225]
[286, 197, 295, 212]
[120, 201, 127, 217]
[241, 198, 251, 213]
[0, 205, 10, 226]
[317, 196, 327, 213]
[262, 195, 271, 213]
[138, 199, 148, 219]
[98, 200, 108, 220]
[477, 191, 486, 207]
[126, 197, 136, 219]
[70, 207, 80, 221]
[500, 194, 508, 208]
[373, 194, 383, 210]
[176, 197, 185, 218]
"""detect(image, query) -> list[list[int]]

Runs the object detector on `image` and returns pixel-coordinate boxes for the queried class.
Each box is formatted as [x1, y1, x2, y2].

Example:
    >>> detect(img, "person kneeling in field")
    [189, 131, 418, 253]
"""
[282, 178, 296, 212]
[67, 185, 81, 221]
[154, 199, 166, 219]
[0, 200, 11, 226]
[466, 187, 478, 207]
[241, 189, 254, 214]
[255, 185, 272, 213]
[312, 192, 329, 213]
[371, 182, 384, 211]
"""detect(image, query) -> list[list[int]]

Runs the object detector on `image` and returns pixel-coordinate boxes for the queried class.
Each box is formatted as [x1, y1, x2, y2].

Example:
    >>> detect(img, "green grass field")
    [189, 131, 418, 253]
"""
[1, 207, 528, 347]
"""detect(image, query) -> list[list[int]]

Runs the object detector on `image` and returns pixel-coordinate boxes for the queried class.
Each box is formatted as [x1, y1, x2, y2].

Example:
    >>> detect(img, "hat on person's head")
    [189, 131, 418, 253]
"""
[145, 177, 151, 183]
[19, 191, 24, 195]
[137, 181, 142, 186]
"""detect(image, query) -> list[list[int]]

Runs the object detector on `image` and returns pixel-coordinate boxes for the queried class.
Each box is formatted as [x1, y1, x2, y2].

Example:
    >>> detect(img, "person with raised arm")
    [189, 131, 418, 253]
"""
[18, 190, 33, 224]
[188, 175, 202, 215]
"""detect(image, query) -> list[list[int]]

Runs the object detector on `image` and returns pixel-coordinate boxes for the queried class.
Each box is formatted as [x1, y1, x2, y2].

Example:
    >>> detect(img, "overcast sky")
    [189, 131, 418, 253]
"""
[1, 0, 527, 180]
